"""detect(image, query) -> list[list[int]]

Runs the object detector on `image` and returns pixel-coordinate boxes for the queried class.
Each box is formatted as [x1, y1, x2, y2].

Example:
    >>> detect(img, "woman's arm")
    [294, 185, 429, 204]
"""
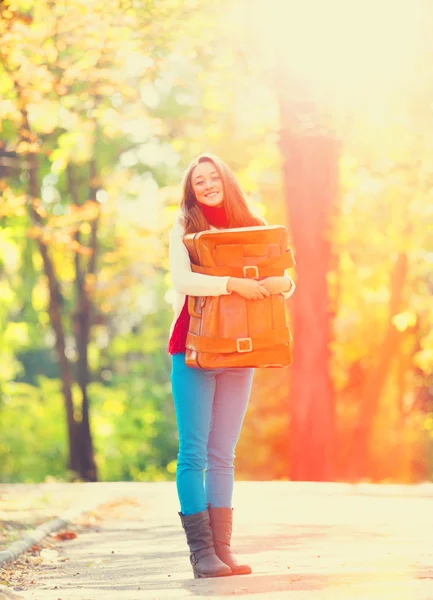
[169, 219, 232, 297]
[258, 218, 296, 299]
[169, 217, 294, 299]
[281, 275, 296, 299]
[259, 275, 296, 299]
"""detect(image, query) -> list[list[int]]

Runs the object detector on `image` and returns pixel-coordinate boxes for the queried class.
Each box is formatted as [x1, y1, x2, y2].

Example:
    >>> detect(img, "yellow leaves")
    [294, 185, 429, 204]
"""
[54, 82, 68, 96]
[162, 204, 180, 228]
[32, 280, 48, 312]
[41, 39, 59, 65]
[100, 251, 118, 265]
[0, 228, 20, 273]
[18, 127, 37, 141]
[53, 106, 81, 133]
[15, 140, 41, 154]
[237, 164, 260, 194]
[51, 129, 95, 164]
[392, 311, 417, 332]
[0, 191, 27, 218]
[97, 106, 124, 138]
[95, 421, 114, 437]
[0, 356, 21, 383]
[166, 460, 177, 474]
[70, 239, 93, 256]
[0, 98, 20, 120]
[28, 224, 95, 257]
[414, 328, 433, 375]
[27, 100, 60, 134]
[4, 322, 29, 346]
[171, 139, 184, 152]
[26, 226, 42, 240]
[339, 251, 354, 272]
[0, 281, 14, 305]
[71, 200, 100, 221]
[27, 201, 99, 261]
[32, 200, 47, 218]
[48, 201, 99, 228]
[80, 222, 92, 235]
[102, 398, 124, 417]
[414, 349, 433, 375]
[99, 302, 111, 314]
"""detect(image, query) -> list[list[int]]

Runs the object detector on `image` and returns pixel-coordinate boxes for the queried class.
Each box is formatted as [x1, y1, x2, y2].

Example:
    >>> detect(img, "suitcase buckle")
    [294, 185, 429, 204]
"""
[237, 337, 253, 353]
[243, 265, 259, 279]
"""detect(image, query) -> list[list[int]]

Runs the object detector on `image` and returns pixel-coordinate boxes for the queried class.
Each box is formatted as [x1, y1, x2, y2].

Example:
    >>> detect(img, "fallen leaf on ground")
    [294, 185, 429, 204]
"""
[54, 531, 77, 541]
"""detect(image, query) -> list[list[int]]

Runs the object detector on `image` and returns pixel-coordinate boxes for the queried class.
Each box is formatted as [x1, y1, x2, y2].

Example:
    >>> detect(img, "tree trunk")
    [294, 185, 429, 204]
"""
[9, 50, 97, 481]
[279, 130, 338, 480]
[67, 162, 98, 482]
[26, 152, 82, 476]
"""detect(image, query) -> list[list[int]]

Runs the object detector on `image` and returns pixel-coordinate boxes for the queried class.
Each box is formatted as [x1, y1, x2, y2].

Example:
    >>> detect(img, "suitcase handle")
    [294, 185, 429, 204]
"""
[188, 296, 205, 318]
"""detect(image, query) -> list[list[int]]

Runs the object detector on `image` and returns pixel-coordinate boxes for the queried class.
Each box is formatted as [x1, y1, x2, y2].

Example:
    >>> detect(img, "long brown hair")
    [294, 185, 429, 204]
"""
[180, 153, 265, 234]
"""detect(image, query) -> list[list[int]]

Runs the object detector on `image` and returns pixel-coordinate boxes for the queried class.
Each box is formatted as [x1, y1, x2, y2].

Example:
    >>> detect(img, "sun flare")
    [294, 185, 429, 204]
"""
[243, 0, 426, 105]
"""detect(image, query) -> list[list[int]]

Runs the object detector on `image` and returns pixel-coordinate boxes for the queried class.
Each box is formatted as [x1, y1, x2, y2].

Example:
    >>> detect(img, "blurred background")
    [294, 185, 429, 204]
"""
[0, 0, 432, 485]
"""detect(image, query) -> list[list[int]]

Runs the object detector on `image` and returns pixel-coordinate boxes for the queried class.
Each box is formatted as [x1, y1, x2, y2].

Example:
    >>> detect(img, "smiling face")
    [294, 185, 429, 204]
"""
[191, 160, 224, 207]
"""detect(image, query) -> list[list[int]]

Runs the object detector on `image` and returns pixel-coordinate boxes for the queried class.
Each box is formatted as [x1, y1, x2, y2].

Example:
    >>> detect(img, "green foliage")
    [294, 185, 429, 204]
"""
[0, 371, 178, 483]
[0, 378, 67, 483]
[90, 373, 177, 482]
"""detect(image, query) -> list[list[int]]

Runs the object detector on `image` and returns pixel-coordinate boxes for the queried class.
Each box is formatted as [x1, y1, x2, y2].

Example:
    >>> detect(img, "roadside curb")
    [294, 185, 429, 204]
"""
[0, 502, 101, 568]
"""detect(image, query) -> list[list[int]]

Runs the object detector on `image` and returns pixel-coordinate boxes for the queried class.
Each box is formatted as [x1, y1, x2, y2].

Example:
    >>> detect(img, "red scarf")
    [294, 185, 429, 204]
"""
[167, 203, 228, 355]
[199, 202, 229, 228]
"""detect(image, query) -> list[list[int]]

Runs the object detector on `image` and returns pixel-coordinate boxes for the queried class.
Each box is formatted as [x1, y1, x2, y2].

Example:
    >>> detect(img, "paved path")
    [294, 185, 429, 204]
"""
[3, 482, 433, 599]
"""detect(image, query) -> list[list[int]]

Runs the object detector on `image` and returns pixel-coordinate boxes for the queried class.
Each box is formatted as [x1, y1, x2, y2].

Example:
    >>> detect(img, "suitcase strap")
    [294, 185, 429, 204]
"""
[186, 327, 292, 354]
[191, 250, 295, 278]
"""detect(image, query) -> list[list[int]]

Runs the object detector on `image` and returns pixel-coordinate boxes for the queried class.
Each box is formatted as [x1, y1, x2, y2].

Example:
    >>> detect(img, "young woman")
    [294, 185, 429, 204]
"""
[168, 153, 295, 579]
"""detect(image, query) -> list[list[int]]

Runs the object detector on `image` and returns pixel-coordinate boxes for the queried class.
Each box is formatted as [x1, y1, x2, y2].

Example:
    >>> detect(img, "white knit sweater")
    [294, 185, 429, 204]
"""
[168, 216, 295, 335]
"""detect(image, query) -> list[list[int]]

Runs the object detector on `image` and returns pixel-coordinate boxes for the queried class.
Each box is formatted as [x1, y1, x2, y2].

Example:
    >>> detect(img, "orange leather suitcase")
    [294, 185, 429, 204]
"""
[183, 225, 295, 369]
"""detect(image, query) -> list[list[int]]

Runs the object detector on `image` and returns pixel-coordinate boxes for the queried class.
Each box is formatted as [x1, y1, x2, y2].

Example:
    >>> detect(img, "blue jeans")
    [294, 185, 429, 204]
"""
[170, 353, 254, 516]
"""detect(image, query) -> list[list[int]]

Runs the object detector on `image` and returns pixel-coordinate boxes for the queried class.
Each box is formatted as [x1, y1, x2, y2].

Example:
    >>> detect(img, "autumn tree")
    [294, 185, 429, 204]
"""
[0, 0, 196, 480]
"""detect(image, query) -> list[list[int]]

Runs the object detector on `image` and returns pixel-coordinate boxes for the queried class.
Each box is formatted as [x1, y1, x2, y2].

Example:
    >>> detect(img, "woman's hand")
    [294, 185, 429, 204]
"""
[259, 276, 294, 295]
[227, 277, 271, 300]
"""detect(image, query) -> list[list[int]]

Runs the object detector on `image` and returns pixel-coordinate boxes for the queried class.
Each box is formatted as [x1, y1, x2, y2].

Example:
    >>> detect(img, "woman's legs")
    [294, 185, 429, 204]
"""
[171, 355, 254, 577]
[171, 353, 216, 516]
[171, 355, 254, 513]
[205, 367, 254, 508]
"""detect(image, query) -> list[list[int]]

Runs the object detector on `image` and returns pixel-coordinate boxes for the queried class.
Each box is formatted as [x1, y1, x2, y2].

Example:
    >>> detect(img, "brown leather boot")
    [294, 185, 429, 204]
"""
[208, 506, 252, 575]
[179, 510, 232, 579]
